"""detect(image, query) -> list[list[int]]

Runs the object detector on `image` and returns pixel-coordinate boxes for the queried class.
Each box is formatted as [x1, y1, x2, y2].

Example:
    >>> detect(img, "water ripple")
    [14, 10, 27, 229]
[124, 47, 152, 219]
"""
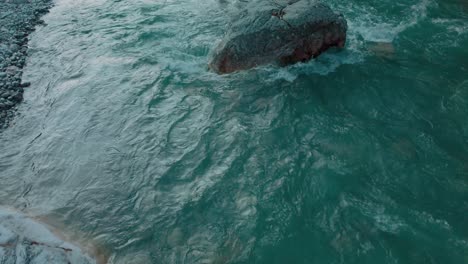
[0, 0, 467, 263]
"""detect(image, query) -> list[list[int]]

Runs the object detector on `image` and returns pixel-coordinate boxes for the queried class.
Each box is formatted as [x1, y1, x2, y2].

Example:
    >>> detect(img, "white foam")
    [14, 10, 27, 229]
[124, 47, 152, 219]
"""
[0, 208, 96, 264]
[252, 0, 434, 80]
[347, 0, 432, 43]
[432, 18, 468, 35]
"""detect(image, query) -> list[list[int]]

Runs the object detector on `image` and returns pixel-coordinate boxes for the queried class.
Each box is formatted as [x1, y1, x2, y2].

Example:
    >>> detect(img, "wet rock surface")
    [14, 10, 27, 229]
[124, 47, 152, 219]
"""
[0, 0, 52, 129]
[0, 208, 96, 264]
[209, 0, 347, 74]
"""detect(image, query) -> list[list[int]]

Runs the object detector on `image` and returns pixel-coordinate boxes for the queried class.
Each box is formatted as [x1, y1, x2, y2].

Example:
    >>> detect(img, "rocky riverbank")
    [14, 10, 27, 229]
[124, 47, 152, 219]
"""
[0, 0, 53, 130]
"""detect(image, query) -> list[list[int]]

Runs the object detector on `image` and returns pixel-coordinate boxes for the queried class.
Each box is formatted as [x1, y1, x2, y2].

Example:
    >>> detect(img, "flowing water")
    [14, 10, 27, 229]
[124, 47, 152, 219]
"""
[1, 0, 467, 263]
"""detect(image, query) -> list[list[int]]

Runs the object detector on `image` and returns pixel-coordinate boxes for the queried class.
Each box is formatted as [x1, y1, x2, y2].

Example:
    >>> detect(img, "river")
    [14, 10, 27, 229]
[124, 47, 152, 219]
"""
[0, 0, 467, 263]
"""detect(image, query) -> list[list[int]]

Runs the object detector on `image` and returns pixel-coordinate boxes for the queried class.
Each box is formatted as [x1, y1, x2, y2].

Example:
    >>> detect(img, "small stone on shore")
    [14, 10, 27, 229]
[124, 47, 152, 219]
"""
[0, 0, 53, 129]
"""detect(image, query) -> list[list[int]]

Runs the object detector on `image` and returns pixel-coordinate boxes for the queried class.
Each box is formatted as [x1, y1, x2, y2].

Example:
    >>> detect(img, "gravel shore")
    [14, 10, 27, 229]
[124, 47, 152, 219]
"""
[0, 0, 53, 129]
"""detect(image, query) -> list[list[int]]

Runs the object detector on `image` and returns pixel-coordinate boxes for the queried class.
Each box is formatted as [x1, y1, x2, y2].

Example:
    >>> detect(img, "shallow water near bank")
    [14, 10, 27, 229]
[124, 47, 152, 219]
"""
[0, 0, 467, 263]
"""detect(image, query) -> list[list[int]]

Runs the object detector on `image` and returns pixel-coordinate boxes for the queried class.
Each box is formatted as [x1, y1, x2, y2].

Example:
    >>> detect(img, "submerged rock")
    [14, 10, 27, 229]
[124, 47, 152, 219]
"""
[368, 41, 395, 59]
[209, 0, 347, 74]
[0, 208, 96, 264]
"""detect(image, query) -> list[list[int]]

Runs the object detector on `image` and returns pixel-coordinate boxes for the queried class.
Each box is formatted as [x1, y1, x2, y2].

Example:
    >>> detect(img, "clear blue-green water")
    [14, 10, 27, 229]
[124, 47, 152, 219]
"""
[1, 0, 468, 263]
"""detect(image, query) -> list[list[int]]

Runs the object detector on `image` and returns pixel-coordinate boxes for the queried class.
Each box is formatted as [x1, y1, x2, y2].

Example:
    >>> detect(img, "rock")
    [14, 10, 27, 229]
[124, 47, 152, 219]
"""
[0, 0, 53, 129]
[11, 91, 23, 102]
[6, 0, 30, 4]
[208, 0, 347, 74]
[4, 99, 14, 107]
[0, 208, 97, 264]
[368, 41, 395, 59]
[5, 65, 20, 75]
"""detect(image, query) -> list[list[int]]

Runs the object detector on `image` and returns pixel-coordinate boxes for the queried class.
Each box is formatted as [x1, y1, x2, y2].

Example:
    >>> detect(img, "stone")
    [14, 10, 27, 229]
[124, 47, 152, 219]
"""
[12, 91, 22, 102]
[9, 43, 19, 51]
[6, 0, 30, 4]
[0, 0, 53, 129]
[208, 0, 347, 74]
[4, 99, 14, 107]
[5, 65, 20, 75]
[368, 41, 395, 59]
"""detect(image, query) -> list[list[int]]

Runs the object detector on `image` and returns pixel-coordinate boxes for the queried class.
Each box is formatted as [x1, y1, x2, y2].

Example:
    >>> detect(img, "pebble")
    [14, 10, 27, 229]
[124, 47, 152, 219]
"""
[0, 0, 52, 129]
[4, 100, 13, 107]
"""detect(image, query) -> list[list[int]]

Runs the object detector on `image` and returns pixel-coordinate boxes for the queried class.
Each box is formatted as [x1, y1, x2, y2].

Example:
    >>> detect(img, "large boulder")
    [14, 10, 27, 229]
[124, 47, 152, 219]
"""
[0, 208, 97, 264]
[209, 0, 347, 74]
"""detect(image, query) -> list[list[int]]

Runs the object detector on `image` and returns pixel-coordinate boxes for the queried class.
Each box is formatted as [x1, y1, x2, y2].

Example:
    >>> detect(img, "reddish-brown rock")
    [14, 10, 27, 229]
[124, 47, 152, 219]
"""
[209, 0, 347, 74]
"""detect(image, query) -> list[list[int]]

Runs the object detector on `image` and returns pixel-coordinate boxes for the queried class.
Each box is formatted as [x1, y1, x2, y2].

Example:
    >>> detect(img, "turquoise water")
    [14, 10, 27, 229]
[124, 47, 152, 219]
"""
[0, 0, 467, 263]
